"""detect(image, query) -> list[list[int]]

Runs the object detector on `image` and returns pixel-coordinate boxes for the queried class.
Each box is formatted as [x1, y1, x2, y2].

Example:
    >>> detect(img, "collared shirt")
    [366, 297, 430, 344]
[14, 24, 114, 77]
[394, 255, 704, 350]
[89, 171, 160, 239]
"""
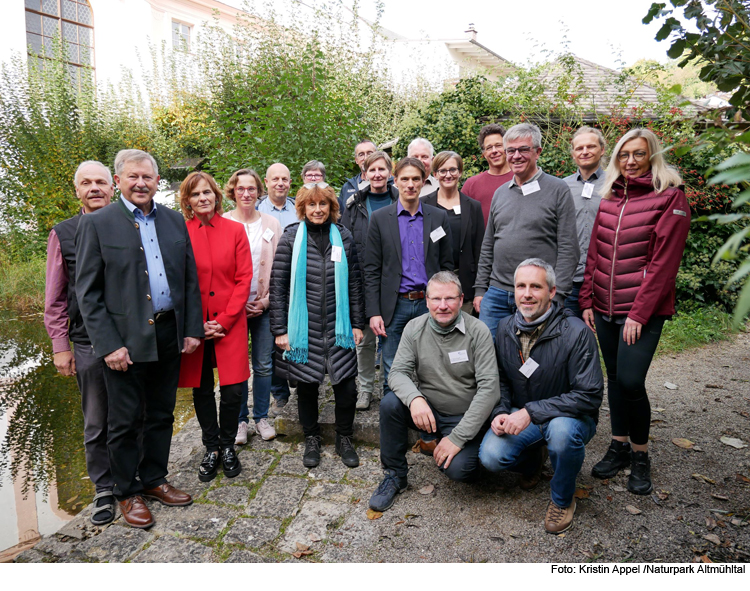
[419, 175, 438, 198]
[563, 166, 605, 281]
[516, 320, 548, 363]
[397, 201, 428, 292]
[508, 166, 544, 189]
[121, 196, 173, 313]
[257, 196, 298, 229]
[44, 227, 71, 353]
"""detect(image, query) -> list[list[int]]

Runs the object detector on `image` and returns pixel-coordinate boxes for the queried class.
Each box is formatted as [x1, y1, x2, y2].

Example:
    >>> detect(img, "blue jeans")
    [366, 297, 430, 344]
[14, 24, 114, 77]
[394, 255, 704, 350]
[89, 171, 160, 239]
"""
[564, 281, 583, 319]
[380, 297, 427, 399]
[239, 311, 273, 424]
[478, 286, 516, 342]
[479, 410, 597, 507]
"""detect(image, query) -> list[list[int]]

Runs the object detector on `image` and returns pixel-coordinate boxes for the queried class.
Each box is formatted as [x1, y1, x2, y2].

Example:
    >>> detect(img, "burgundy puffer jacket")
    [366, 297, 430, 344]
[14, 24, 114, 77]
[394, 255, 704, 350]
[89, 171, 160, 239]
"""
[578, 173, 690, 324]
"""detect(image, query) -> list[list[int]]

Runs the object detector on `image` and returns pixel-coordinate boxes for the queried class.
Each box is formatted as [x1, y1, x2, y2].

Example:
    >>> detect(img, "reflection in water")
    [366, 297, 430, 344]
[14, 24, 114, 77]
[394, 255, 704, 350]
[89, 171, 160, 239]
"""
[0, 311, 195, 556]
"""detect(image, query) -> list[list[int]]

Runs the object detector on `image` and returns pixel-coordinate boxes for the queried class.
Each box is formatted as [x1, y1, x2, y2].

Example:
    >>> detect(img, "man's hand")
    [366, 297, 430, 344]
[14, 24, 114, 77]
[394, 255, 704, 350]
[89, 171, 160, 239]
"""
[434, 437, 461, 469]
[582, 308, 596, 333]
[353, 328, 363, 345]
[473, 296, 483, 314]
[182, 337, 201, 354]
[53, 351, 76, 376]
[623, 316, 642, 346]
[503, 408, 531, 436]
[246, 301, 264, 318]
[369, 315, 386, 337]
[104, 347, 132, 372]
[491, 413, 509, 436]
[409, 397, 436, 433]
[275, 334, 290, 351]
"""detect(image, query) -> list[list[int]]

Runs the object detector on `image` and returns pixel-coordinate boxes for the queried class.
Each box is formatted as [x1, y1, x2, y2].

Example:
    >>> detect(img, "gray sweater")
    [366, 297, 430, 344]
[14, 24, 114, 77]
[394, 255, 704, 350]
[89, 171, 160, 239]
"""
[388, 312, 500, 448]
[474, 168, 579, 300]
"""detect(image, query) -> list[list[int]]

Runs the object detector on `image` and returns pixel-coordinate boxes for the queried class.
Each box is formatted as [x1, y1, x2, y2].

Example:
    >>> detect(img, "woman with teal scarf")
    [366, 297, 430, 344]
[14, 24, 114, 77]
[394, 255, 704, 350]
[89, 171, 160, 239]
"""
[270, 183, 365, 469]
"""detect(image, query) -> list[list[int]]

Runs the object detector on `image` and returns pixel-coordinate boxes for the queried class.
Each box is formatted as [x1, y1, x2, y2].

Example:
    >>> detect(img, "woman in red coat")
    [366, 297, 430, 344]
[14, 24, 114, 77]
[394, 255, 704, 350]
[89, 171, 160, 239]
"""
[579, 128, 690, 495]
[178, 172, 252, 482]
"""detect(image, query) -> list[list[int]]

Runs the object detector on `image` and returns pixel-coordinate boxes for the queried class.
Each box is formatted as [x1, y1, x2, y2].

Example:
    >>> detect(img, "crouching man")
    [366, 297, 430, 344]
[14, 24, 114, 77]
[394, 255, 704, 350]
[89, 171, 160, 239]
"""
[479, 258, 603, 534]
[369, 271, 499, 511]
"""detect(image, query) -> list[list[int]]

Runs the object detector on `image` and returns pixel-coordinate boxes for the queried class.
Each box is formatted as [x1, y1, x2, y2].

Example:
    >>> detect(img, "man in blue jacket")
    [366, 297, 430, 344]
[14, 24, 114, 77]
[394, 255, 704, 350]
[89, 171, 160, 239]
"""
[479, 258, 603, 535]
[338, 139, 377, 209]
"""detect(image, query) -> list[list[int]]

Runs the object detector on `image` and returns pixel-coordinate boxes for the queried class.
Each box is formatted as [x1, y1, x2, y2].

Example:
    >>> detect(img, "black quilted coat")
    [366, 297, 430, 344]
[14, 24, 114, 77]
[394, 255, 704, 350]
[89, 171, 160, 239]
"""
[270, 220, 365, 384]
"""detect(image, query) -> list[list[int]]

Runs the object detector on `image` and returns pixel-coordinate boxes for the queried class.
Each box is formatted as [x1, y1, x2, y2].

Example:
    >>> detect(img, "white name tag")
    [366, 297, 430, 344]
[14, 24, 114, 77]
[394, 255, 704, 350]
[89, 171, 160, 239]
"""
[331, 245, 343, 262]
[453, 205, 461, 215]
[262, 228, 275, 242]
[449, 350, 469, 364]
[521, 180, 540, 196]
[430, 226, 446, 242]
[673, 209, 687, 217]
[519, 357, 539, 378]
[582, 183, 594, 199]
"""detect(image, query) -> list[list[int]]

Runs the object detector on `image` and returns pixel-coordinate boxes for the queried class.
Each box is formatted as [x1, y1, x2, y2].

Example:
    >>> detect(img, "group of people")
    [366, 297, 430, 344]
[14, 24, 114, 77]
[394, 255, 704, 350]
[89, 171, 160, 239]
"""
[44, 120, 690, 535]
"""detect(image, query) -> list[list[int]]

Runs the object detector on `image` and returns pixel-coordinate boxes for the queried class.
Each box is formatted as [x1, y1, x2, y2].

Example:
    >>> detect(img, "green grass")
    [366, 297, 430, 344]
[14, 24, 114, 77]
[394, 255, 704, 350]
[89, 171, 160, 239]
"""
[0, 255, 46, 313]
[657, 306, 741, 356]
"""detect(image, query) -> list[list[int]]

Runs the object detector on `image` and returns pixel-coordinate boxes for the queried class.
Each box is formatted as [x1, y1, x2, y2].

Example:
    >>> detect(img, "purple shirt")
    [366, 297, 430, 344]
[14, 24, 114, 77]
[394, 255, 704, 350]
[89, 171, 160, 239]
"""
[397, 201, 428, 292]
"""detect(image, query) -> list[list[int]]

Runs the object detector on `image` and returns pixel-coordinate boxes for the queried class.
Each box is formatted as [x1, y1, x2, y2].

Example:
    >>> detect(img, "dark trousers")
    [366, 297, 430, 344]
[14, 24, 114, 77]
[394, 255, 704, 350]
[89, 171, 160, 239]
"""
[73, 342, 113, 493]
[595, 313, 665, 445]
[564, 281, 583, 319]
[103, 311, 181, 500]
[193, 339, 243, 451]
[379, 391, 484, 482]
[297, 376, 357, 438]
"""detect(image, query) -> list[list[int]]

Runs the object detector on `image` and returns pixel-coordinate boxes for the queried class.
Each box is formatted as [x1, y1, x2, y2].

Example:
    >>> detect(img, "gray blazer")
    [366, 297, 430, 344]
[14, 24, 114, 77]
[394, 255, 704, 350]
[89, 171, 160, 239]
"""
[75, 199, 204, 361]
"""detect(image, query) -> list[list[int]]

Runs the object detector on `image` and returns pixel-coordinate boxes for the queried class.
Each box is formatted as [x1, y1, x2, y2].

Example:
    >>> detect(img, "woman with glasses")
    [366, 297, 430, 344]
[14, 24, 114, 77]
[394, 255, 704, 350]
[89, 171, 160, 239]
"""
[270, 182, 365, 468]
[222, 169, 282, 445]
[341, 151, 398, 410]
[301, 160, 326, 184]
[177, 172, 252, 482]
[579, 128, 690, 495]
[422, 151, 484, 314]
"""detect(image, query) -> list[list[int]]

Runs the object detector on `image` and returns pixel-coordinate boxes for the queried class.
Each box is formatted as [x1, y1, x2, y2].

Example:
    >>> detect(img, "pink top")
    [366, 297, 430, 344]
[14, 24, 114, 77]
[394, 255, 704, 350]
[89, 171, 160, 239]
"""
[461, 170, 514, 225]
[44, 229, 71, 353]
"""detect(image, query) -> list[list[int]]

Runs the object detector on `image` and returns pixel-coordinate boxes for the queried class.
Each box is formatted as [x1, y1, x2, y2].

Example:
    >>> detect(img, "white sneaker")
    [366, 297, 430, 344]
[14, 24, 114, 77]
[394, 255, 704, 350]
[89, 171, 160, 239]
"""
[235, 422, 249, 445]
[356, 390, 372, 410]
[256, 418, 276, 441]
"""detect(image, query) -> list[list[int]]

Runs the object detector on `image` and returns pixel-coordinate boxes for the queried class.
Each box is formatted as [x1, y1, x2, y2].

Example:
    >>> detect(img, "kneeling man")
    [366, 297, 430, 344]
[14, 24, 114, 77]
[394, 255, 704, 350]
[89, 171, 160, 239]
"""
[369, 271, 499, 511]
[479, 258, 603, 534]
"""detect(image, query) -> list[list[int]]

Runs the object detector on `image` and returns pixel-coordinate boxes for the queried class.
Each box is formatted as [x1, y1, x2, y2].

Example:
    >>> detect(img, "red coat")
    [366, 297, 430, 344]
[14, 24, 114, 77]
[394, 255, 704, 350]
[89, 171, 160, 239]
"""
[178, 214, 252, 387]
[579, 173, 690, 324]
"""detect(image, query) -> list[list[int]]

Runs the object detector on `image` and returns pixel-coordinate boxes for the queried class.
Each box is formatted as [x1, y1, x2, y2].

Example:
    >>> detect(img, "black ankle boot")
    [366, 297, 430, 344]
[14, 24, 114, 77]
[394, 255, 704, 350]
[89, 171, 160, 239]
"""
[591, 439, 631, 479]
[221, 446, 242, 478]
[335, 434, 360, 467]
[628, 450, 653, 495]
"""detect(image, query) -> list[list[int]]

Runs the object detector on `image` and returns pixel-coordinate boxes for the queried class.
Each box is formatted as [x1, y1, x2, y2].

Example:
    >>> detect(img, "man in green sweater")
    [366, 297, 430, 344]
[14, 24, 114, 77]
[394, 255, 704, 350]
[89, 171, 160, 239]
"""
[369, 271, 500, 512]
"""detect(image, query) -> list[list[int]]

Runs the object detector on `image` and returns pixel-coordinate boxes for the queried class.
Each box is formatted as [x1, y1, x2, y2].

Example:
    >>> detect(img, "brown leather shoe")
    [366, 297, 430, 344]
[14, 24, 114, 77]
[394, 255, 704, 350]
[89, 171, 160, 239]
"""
[520, 446, 548, 491]
[142, 483, 193, 506]
[411, 438, 438, 456]
[118, 495, 154, 529]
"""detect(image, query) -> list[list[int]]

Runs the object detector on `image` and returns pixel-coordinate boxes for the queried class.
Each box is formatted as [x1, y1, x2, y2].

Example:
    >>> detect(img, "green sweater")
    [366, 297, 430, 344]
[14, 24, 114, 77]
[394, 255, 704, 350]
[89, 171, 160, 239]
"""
[388, 311, 500, 448]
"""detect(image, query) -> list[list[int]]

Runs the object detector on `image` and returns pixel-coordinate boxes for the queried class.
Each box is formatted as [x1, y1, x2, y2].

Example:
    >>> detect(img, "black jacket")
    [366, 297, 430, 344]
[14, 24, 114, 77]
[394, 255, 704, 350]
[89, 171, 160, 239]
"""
[493, 303, 603, 424]
[340, 184, 399, 264]
[269, 221, 365, 385]
[52, 213, 89, 345]
[421, 190, 484, 300]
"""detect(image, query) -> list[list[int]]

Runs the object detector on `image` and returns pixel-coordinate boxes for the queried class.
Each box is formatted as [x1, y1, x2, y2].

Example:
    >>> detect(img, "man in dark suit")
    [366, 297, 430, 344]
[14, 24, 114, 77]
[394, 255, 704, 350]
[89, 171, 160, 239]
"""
[76, 149, 204, 529]
[364, 157, 453, 405]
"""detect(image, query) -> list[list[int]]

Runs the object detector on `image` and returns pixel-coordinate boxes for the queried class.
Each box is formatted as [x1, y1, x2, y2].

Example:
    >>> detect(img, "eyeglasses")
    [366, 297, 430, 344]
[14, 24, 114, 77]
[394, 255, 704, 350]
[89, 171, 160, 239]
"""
[483, 143, 505, 153]
[436, 167, 460, 177]
[304, 173, 324, 180]
[303, 182, 330, 189]
[505, 147, 535, 157]
[617, 150, 649, 162]
[427, 296, 461, 305]
[235, 187, 258, 194]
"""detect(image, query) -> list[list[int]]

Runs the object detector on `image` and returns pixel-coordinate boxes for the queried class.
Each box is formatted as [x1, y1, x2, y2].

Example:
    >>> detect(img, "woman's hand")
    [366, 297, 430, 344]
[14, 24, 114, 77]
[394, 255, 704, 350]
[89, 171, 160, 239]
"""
[353, 328, 363, 345]
[623, 316, 642, 345]
[203, 321, 226, 340]
[582, 308, 596, 333]
[246, 300, 264, 318]
[275, 334, 290, 351]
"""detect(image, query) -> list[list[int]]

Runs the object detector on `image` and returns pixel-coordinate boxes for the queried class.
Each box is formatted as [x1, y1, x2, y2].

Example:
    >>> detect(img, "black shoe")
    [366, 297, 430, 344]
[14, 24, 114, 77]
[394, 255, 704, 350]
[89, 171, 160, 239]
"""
[335, 434, 360, 467]
[303, 435, 322, 468]
[221, 446, 242, 478]
[591, 440, 631, 479]
[198, 450, 219, 482]
[369, 470, 408, 512]
[628, 451, 653, 495]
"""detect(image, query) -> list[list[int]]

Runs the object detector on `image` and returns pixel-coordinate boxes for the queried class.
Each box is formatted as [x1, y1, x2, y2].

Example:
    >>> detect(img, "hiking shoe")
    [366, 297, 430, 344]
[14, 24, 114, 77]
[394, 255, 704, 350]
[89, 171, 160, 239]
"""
[303, 435, 322, 468]
[221, 446, 242, 478]
[198, 450, 219, 482]
[270, 398, 288, 417]
[356, 390, 372, 410]
[520, 446, 548, 491]
[591, 439, 631, 479]
[335, 434, 360, 467]
[628, 451, 654, 495]
[369, 470, 408, 512]
[235, 421, 249, 445]
[545, 498, 576, 534]
[256, 418, 277, 441]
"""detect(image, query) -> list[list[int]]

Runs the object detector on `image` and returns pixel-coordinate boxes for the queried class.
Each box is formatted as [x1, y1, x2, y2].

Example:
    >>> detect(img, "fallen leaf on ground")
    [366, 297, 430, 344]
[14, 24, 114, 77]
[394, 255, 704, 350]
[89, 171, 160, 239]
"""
[692, 473, 716, 485]
[706, 515, 717, 530]
[664, 382, 679, 390]
[394, 520, 405, 526]
[656, 489, 670, 500]
[612, 485, 626, 492]
[720, 436, 748, 449]
[292, 549, 314, 558]
[626, 505, 642, 515]
[404, 513, 420, 519]
[574, 488, 590, 499]
[366, 509, 383, 520]
[308, 534, 321, 542]
[418, 484, 434, 495]
[730, 517, 748, 527]
[711, 493, 729, 501]
[736, 473, 750, 484]
[296, 542, 310, 551]
[704, 384, 723, 389]
[653, 407, 666, 413]
[699, 554, 713, 563]
[673, 438, 695, 449]
[606, 495, 613, 501]
[703, 534, 721, 545]
[411, 441, 421, 454]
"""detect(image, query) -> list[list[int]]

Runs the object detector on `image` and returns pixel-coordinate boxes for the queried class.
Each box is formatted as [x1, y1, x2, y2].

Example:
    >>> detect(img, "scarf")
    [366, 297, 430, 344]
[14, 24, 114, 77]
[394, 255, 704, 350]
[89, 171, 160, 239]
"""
[514, 304, 554, 334]
[286, 222, 355, 363]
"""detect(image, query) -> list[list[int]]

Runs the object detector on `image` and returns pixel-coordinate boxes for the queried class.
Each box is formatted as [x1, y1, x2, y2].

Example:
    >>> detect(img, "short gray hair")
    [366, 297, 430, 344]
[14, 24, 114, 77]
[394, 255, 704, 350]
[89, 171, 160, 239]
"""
[504, 123, 542, 149]
[514, 258, 556, 290]
[408, 137, 434, 157]
[74, 160, 112, 185]
[426, 271, 462, 297]
[114, 149, 159, 176]
[301, 160, 326, 180]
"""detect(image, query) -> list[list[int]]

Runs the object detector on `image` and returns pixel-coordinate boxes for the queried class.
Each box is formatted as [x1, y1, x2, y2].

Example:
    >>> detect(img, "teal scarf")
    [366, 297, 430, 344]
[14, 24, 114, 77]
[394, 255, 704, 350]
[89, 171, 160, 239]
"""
[286, 222, 356, 363]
